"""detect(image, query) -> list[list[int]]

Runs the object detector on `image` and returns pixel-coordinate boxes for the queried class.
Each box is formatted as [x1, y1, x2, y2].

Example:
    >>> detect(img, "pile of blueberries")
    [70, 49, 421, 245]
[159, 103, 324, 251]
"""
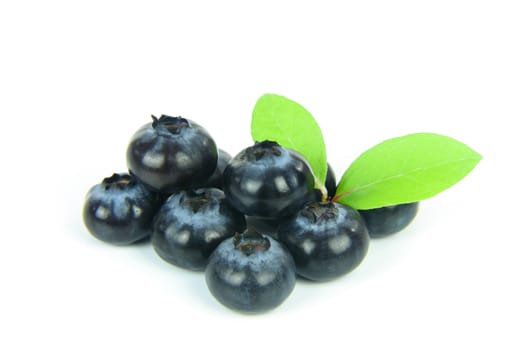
[83, 115, 418, 313]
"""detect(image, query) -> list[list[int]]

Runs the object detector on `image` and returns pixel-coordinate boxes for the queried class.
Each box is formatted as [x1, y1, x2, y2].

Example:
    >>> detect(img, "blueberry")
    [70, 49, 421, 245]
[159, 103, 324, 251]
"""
[245, 216, 281, 240]
[200, 149, 232, 189]
[223, 140, 315, 218]
[325, 163, 337, 199]
[359, 202, 419, 238]
[278, 201, 369, 282]
[152, 188, 246, 271]
[126, 115, 218, 193]
[205, 230, 296, 313]
[83, 173, 161, 245]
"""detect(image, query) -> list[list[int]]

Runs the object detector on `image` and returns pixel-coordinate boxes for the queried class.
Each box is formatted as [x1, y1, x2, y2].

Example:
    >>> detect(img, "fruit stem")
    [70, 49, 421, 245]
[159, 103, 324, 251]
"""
[315, 178, 329, 202]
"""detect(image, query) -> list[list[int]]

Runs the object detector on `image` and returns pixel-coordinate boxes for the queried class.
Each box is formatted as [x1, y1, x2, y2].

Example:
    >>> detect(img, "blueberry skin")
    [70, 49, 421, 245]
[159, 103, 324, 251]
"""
[245, 216, 281, 240]
[83, 173, 161, 245]
[325, 163, 337, 199]
[359, 202, 419, 238]
[126, 115, 218, 194]
[201, 149, 232, 190]
[205, 232, 296, 313]
[223, 141, 315, 219]
[278, 201, 369, 282]
[152, 188, 246, 271]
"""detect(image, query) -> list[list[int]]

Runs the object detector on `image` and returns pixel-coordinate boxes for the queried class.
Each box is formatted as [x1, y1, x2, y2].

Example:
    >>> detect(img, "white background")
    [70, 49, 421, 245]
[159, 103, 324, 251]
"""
[1, 0, 523, 349]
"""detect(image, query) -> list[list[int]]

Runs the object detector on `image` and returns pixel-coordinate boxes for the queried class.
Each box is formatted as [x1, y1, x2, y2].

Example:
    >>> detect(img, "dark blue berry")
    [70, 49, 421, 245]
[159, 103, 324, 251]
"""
[250, 164, 336, 238]
[325, 163, 337, 199]
[205, 230, 296, 313]
[359, 202, 419, 238]
[201, 149, 232, 189]
[278, 201, 369, 282]
[223, 141, 315, 218]
[126, 115, 218, 193]
[83, 173, 161, 245]
[245, 216, 281, 240]
[152, 188, 246, 271]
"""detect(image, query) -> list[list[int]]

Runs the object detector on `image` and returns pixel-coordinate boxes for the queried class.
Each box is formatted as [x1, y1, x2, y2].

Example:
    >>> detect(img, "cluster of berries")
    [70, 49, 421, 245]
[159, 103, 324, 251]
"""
[83, 115, 417, 313]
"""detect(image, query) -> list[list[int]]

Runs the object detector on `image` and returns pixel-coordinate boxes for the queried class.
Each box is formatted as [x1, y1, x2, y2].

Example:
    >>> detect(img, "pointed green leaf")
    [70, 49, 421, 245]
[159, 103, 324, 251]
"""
[334, 132, 482, 210]
[251, 93, 328, 187]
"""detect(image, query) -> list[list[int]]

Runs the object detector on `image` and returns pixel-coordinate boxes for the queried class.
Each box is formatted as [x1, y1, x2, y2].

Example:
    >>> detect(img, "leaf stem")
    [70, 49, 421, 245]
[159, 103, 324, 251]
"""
[331, 189, 353, 203]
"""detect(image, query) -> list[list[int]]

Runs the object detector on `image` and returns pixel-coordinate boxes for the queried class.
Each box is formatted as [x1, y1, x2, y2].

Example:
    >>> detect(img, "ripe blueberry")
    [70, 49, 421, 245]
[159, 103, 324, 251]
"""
[359, 202, 419, 238]
[223, 140, 315, 218]
[244, 162, 337, 239]
[83, 173, 161, 245]
[201, 149, 232, 190]
[325, 163, 337, 199]
[245, 216, 281, 240]
[126, 115, 218, 193]
[278, 201, 369, 282]
[205, 230, 296, 313]
[152, 188, 246, 271]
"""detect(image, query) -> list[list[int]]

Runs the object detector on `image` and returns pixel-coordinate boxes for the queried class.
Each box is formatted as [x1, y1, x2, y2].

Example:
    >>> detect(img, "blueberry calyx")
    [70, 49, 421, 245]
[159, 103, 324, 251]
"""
[182, 190, 211, 213]
[233, 230, 271, 256]
[151, 115, 190, 135]
[102, 173, 135, 190]
[244, 140, 282, 161]
[301, 201, 338, 223]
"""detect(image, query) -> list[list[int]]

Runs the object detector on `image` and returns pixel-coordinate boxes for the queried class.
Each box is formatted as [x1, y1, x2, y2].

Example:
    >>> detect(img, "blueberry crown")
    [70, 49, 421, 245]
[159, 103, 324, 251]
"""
[233, 230, 271, 256]
[300, 202, 338, 224]
[102, 173, 136, 191]
[244, 140, 283, 161]
[152, 115, 191, 135]
[179, 190, 214, 213]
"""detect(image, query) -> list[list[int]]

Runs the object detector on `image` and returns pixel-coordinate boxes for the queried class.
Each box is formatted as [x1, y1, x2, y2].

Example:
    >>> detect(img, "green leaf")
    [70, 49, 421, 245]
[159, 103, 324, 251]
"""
[334, 132, 482, 210]
[251, 93, 328, 187]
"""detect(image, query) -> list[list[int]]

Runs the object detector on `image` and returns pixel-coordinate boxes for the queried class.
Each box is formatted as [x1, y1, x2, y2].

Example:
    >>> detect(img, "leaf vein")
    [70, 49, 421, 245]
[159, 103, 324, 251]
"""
[347, 155, 480, 194]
